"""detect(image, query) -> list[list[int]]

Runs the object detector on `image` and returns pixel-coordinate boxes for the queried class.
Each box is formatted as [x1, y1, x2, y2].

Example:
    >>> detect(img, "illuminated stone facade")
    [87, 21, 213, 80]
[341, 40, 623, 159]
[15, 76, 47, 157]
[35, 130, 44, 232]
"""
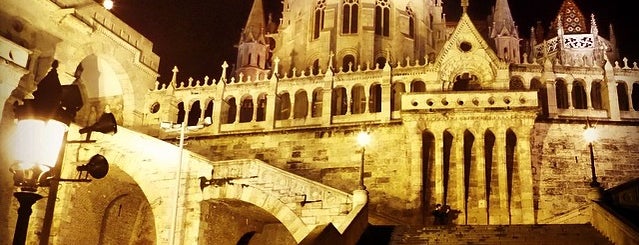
[1, 0, 638, 244]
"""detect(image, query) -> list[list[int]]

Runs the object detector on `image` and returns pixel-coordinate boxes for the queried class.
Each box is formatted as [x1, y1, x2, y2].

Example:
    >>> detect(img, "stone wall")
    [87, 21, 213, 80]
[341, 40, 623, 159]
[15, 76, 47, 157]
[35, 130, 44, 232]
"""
[186, 123, 420, 224]
[186, 120, 639, 225]
[532, 121, 639, 222]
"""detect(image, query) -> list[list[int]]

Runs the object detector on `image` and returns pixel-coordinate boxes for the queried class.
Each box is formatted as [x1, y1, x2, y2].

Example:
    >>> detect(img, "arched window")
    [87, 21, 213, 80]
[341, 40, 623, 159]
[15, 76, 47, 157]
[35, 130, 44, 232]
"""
[314, 0, 326, 39]
[572, 81, 587, 109]
[406, 6, 415, 38]
[311, 59, 320, 75]
[530, 79, 548, 116]
[369, 83, 382, 113]
[294, 90, 309, 119]
[509, 78, 525, 90]
[332, 87, 348, 115]
[351, 85, 366, 114]
[222, 97, 237, 124]
[276, 92, 291, 120]
[239, 96, 253, 123]
[555, 80, 569, 109]
[375, 0, 390, 36]
[375, 56, 386, 69]
[177, 102, 185, 124]
[590, 81, 603, 110]
[342, 55, 355, 72]
[342, 0, 359, 34]
[256, 93, 267, 121]
[204, 100, 214, 123]
[632, 83, 639, 111]
[453, 73, 481, 91]
[312, 88, 323, 117]
[187, 101, 201, 126]
[411, 80, 426, 92]
[617, 82, 629, 111]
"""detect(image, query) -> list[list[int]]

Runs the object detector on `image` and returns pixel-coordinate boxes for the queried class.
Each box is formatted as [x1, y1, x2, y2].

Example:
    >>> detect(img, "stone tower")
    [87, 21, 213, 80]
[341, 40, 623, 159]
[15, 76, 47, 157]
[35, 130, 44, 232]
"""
[235, 0, 271, 80]
[489, 0, 520, 63]
[267, 0, 447, 74]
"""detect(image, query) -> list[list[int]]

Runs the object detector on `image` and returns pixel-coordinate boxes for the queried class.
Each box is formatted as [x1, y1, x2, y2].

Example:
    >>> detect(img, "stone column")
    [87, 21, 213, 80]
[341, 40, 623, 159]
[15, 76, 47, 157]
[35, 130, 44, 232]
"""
[585, 80, 593, 109]
[252, 98, 258, 122]
[567, 80, 574, 109]
[490, 127, 509, 224]
[545, 80, 558, 117]
[627, 84, 634, 111]
[446, 129, 465, 224]
[515, 128, 535, 224]
[467, 129, 487, 224]
[432, 127, 445, 206]
[606, 80, 621, 120]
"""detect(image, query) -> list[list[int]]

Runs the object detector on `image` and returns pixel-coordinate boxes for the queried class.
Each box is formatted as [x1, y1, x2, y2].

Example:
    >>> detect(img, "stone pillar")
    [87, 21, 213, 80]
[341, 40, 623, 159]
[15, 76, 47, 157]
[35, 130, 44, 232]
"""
[467, 130, 487, 224]
[321, 88, 332, 126]
[515, 129, 535, 224]
[252, 99, 258, 122]
[567, 80, 574, 109]
[545, 80, 558, 117]
[606, 80, 621, 120]
[345, 87, 352, 115]
[490, 127, 509, 224]
[433, 128, 445, 205]
[585, 80, 594, 109]
[446, 129, 465, 224]
[627, 84, 634, 111]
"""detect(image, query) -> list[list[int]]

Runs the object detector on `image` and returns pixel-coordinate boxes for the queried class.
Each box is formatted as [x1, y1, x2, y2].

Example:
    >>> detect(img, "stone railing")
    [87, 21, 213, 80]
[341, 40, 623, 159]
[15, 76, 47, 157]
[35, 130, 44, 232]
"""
[401, 90, 539, 111]
[591, 202, 639, 245]
[203, 159, 368, 243]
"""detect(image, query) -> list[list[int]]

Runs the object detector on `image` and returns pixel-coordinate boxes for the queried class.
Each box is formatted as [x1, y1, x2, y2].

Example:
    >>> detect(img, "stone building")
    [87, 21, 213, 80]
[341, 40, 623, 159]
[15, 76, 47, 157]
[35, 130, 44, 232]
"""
[1, 0, 638, 244]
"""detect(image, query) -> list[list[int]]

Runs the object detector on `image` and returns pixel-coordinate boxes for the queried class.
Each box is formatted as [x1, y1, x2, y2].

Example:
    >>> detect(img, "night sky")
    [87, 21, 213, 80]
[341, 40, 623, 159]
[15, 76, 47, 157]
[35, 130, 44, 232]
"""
[109, 0, 638, 83]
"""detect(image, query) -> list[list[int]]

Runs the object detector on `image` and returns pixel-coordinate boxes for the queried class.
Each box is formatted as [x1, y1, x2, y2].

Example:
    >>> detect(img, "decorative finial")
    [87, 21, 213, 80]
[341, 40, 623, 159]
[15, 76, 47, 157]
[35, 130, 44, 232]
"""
[461, 0, 469, 14]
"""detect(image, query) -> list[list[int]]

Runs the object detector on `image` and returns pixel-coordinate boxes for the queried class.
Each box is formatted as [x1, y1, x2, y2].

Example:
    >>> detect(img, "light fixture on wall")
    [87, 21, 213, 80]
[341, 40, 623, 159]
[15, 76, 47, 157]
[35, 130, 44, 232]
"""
[8, 61, 109, 245]
[583, 118, 603, 200]
[103, 0, 114, 10]
[77, 105, 117, 142]
[356, 131, 371, 190]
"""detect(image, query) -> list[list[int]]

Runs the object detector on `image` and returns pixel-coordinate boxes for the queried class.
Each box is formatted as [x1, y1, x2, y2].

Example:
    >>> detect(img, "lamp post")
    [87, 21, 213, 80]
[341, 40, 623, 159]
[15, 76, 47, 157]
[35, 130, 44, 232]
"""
[9, 61, 74, 245]
[583, 120, 603, 200]
[357, 131, 371, 190]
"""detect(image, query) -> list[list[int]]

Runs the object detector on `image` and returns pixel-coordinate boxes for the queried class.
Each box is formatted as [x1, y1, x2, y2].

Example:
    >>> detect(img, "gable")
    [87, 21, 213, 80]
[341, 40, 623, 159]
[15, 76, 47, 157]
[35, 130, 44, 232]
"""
[434, 13, 506, 87]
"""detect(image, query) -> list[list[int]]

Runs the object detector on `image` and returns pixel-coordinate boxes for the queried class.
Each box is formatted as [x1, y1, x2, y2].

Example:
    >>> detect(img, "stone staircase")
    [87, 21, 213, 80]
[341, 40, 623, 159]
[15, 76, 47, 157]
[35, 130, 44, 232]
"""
[383, 224, 613, 245]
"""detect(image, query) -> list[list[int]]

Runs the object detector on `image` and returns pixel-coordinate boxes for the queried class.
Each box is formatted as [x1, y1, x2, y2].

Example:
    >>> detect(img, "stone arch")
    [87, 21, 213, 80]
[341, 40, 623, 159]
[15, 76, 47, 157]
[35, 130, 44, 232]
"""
[530, 78, 548, 116]
[509, 76, 525, 90]
[632, 82, 639, 111]
[202, 185, 310, 243]
[571, 79, 587, 109]
[222, 96, 237, 124]
[276, 91, 291, 120]
[203, 98, 214, 124]
[555, 79, 569, 109]
[65, 43, 139, 127]
[332, 86, 348, 115]
[351, 84, 366, 114]
[256, 93, 268, 121]
[617, 81, 630, 111]
[439, 55, 494, 89]
[591, 80, 604, 110]
[451, 72, 482, 91]
[336, 48, 359, 71]
[422, 129, 436, 220]
[294, 89, 309, 119]
[239, 94, 254, 123]
[410, 79, 426, 92]
[311, 88, 324, 117]
[369, 83, 382, 113]
[176, 101, 186, 124]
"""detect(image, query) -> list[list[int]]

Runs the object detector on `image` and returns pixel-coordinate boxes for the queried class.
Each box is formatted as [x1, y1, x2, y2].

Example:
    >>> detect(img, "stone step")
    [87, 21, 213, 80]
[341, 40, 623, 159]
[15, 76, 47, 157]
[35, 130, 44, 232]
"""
[357, 224, 613, 245]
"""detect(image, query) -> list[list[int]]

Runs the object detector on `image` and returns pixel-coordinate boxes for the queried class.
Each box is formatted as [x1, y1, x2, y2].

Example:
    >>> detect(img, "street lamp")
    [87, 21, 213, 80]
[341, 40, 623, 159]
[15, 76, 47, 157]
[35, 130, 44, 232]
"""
[357, 131, 371, 190]
[9, 61, 75, 245]
[9, 61, 110, 245]
[583, 119, 603, 200]
[103, 0, 114, 10]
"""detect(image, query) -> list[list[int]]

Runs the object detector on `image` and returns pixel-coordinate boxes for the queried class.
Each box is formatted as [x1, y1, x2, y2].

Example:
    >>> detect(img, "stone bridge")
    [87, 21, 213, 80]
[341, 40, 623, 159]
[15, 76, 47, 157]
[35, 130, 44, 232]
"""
[46, 124, 368, 244]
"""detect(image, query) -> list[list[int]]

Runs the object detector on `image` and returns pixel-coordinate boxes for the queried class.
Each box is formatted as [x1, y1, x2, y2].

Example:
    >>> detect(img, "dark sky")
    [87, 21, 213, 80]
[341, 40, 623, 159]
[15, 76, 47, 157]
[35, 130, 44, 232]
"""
[110, 0, 637, 83]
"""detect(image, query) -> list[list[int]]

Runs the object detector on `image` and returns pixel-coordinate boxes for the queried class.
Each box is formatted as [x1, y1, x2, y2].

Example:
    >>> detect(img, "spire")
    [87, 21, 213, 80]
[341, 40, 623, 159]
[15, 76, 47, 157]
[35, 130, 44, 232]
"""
[490, 0, 517, 38]
[551, 0, 587, 35]
[241, 0, 267, 44]
[461, 0, 469, 14]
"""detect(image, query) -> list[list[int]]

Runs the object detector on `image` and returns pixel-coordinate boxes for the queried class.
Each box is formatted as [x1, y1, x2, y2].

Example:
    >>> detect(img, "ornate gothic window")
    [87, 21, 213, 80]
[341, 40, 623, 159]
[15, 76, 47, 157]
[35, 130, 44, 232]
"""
[406, 6, 415, 38]
[342, 0, 359, 34]
[314, 0, 326, 39]
[375, 0, 390, 36]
